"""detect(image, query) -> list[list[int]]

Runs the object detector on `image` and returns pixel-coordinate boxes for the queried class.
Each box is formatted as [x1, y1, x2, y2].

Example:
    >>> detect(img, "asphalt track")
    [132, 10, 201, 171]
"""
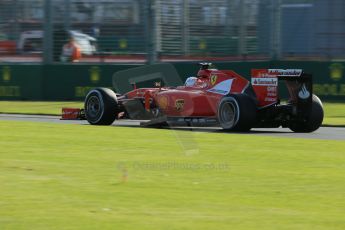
[0, 114, 344, 141]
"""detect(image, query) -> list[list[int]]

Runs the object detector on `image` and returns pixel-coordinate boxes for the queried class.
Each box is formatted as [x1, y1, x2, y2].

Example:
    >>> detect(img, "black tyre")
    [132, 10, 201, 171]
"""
[84, 88, 119, 125]
[289, 94, 324, 133]
[217, 94, 257, 131]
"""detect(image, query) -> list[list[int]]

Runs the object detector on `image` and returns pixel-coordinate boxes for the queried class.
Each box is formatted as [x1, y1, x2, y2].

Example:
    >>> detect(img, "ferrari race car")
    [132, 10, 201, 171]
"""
[63, 63, 323, 132]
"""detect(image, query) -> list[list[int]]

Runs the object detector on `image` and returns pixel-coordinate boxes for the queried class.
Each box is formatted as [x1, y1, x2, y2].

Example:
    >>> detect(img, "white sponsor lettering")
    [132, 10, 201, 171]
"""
[267, 92, 277, 97]
[268, 69, 303, 77]
[258, 73, 274, 78]
[251, 77, 278, 86]
[267, 86, 277, 92]
[265, 97, 277, 102]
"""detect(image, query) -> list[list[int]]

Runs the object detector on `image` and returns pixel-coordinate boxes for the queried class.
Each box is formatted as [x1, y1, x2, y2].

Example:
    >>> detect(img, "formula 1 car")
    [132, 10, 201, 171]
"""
[63, 63, 323, 132]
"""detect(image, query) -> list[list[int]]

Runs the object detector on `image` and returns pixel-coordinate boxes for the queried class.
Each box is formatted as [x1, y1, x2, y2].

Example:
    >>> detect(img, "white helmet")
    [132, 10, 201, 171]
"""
[185, 76, 197, 87]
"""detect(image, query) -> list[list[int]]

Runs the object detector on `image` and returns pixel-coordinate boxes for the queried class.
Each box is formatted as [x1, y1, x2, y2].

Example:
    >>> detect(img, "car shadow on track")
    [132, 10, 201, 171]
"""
[113, 123, 293, 134]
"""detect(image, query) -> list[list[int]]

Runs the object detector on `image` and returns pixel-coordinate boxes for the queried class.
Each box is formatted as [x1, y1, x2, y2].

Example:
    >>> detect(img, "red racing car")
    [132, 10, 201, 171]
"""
[64, 63, 323, 132]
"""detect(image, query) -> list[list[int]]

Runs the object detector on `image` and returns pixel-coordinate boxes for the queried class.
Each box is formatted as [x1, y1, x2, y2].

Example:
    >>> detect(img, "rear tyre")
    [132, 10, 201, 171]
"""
[84, 88, 118, 125]
[289, 94, 324, 133]
[217, 94, 257, 131]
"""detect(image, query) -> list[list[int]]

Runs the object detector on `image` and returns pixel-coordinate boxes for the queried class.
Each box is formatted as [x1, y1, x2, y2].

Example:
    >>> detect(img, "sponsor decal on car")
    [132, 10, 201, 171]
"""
[157, 96, 168, 109]
[175, 99, 185, 111]
[264, 97, 277, 102]
[251, 77, 278, 86]
[210, 75, 217, 85]
[268, 69, 303, 77]
[61, 108, 84, 120]
[298, 83, 311, 99]
[251, 69, 279, 107]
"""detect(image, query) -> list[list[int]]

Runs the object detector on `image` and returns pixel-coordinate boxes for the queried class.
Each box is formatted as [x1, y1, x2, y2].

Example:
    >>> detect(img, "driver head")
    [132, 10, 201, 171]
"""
[185, 76, 197, 87]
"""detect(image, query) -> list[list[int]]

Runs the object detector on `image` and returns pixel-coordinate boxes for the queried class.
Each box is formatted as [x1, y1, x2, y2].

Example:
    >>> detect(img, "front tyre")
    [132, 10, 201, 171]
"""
[217, 94, 257, 132]
[84, 88, 118, 125]
[289, 94, 324, 133]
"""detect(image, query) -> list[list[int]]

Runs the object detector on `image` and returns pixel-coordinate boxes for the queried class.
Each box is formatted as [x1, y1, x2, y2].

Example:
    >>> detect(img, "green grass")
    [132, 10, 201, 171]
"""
[0, 101, 83, 116]
[0, 120, 345, 229]
[0, 100, 344, 126]
[323, 103, 345, 126]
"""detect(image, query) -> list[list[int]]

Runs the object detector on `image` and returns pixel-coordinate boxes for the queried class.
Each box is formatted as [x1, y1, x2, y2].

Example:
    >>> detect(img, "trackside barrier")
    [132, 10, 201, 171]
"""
[0, 61, 344, 101]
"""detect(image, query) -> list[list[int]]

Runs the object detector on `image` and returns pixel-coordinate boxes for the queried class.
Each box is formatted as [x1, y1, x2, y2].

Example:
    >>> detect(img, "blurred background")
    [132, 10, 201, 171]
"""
[0, 0, 344, 64]
[0, 0, 344, 101]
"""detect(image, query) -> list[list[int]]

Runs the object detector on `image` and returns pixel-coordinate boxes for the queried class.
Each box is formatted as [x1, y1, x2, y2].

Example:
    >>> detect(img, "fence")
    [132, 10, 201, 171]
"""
[0, 0, 345, 64]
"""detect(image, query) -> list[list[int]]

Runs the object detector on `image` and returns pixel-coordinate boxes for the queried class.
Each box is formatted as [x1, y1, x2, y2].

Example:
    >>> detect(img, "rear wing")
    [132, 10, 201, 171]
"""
[267, 69, 303, 77]
[251, 69, 312, 109]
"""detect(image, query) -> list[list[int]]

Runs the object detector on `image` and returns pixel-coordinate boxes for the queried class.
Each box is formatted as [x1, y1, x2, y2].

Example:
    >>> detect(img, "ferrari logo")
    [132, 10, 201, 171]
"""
[210, 75, 217, 85]
[175, 99, 185, 111]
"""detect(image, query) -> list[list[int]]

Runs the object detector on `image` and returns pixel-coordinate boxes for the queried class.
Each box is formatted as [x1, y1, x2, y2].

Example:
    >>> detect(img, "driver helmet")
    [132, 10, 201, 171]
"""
[185, 76, 197, 87]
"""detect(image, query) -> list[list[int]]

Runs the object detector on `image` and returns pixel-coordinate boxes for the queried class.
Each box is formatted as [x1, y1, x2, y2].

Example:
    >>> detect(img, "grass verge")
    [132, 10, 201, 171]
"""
[0, 101, 83, 116]
[0, 120, 345, 229]
[322, 102, 345, 126]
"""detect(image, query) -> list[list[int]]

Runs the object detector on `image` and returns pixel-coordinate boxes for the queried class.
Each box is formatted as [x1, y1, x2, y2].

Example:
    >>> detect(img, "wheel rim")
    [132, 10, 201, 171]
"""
[219, 101, 237, 129]
[86, 95, 102, 122]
